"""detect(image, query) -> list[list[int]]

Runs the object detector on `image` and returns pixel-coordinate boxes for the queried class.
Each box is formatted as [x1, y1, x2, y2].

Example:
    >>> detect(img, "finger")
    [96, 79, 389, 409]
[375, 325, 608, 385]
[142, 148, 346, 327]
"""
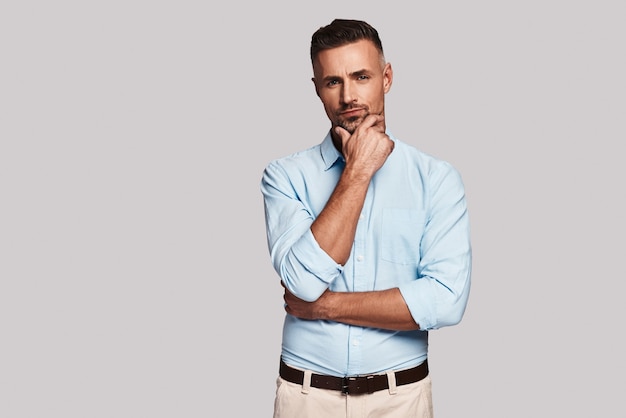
[358, 114, 385, 131]
[334, 125, 351, 148]
[371, 114, 386, 132]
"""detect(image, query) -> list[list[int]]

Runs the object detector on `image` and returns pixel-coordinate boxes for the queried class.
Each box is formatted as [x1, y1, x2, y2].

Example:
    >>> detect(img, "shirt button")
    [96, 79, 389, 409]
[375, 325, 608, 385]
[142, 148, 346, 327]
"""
[359, 214, 365, 221]
[352, 340, 360, 346]
[356, 255, 364, 262]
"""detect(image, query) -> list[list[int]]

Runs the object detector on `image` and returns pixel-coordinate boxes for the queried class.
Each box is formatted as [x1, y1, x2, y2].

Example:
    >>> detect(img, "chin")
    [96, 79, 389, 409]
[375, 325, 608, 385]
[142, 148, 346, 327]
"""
[337, 118, 364, 134]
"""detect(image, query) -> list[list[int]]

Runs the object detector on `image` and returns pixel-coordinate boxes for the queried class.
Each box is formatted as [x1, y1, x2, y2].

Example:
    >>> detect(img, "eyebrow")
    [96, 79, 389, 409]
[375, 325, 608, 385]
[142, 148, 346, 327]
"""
[321, 68, 373, 83]
[351, 69, 372, 78]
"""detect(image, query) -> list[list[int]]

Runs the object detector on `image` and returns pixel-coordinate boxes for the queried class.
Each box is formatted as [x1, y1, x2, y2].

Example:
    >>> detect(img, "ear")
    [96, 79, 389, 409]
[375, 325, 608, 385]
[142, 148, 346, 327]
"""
[383, 62, 393, 94]
[312, 77, 320, 97]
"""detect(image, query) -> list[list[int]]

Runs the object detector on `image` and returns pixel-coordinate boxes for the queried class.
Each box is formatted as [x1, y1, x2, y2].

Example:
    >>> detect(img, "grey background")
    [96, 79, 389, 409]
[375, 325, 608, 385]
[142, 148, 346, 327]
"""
[1, 1, 624, 417]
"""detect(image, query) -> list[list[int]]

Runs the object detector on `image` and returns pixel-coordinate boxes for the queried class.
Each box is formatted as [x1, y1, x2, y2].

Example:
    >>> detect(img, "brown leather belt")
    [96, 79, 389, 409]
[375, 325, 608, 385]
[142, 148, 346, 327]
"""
[279, 359, 429, 395]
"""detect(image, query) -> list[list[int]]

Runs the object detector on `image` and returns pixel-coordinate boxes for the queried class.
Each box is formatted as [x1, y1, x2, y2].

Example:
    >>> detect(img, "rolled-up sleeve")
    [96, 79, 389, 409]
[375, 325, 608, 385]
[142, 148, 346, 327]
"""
[398, 162, 472, 330]
[261, 162, 343, 302]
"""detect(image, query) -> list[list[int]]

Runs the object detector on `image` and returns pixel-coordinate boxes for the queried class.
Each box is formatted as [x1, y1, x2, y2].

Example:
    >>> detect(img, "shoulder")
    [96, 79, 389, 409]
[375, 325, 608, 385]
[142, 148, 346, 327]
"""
[263, 132, 338, 175]
[392, 137, 459, 176]
[264, 143, 322, 173]
[261, 143, 325, 189]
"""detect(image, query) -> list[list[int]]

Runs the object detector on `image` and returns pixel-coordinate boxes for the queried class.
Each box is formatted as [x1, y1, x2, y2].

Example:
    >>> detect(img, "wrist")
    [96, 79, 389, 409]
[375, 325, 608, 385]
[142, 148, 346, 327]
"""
[317, 290, 335, 321]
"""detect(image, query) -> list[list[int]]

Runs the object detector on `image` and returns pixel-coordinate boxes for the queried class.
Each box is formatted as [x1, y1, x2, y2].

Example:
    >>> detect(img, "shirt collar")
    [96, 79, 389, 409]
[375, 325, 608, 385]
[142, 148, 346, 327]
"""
[320, 132, 343, 171]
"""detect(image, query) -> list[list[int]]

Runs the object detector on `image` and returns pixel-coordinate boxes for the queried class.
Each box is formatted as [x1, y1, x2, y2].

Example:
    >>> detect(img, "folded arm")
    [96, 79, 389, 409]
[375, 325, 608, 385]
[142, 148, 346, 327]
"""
[284, 285, 419, 331]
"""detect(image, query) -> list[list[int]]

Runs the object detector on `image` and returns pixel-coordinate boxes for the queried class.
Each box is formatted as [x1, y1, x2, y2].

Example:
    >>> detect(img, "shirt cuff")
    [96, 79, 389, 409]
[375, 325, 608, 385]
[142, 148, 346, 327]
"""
[398, 279, 438, 331]
[289, 229, 344, 300]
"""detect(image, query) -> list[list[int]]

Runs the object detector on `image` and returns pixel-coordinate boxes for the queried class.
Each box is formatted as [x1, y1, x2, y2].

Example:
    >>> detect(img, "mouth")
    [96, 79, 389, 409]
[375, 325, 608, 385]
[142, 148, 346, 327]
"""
[339, 107, 365, 117]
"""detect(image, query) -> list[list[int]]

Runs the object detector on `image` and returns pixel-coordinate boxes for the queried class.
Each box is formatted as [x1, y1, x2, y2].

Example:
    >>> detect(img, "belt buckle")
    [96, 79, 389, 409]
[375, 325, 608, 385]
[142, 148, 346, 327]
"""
[341, 376, 355, 395]
[341, 375, 375, 395]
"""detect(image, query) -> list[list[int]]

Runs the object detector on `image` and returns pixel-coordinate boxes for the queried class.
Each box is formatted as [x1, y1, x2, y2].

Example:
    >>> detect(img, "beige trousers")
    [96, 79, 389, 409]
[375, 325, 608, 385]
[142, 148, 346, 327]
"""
[273, 373, 434, 418]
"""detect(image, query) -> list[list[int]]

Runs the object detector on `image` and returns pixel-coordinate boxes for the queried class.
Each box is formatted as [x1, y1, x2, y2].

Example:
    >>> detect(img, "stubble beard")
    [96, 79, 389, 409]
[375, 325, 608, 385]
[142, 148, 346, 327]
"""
[336, 108, 370, 134]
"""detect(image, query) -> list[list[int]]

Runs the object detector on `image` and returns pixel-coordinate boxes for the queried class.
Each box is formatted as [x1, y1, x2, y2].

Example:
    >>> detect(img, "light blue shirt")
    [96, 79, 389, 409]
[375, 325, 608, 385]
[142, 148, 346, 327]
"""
[261, 130, 471, 377]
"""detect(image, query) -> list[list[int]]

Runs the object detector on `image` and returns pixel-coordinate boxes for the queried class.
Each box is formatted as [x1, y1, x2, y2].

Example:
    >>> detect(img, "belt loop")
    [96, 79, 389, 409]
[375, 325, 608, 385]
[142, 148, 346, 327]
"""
[386, 371, 397, 395]
[301, 370, 312, 394]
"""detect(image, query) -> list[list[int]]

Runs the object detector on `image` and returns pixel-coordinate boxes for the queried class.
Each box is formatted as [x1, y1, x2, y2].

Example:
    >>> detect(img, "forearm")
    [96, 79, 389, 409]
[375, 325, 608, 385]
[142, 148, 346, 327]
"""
[311, 167, 370, 265]
[284, 286, 420, 331]
[312, 116, 393, 266]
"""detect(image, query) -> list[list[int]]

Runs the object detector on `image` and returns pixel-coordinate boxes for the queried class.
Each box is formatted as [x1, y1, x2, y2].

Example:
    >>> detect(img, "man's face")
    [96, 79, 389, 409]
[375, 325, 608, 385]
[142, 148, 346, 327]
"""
[312, 39, 393, 134]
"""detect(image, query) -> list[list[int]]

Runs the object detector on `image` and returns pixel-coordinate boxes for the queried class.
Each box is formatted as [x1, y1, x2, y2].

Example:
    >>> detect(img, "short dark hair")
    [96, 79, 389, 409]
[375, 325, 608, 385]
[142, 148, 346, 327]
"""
[310, 19, 384, 64]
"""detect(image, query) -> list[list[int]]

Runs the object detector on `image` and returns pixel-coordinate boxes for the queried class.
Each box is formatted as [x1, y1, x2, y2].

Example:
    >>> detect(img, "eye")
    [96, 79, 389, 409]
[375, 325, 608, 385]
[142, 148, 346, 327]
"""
[357, 75, 369, 81]
[326, 79, 340, 87]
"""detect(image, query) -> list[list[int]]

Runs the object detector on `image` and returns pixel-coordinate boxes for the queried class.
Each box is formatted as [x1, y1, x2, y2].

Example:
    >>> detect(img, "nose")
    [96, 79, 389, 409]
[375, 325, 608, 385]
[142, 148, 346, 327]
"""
[341, 81, 357, 104]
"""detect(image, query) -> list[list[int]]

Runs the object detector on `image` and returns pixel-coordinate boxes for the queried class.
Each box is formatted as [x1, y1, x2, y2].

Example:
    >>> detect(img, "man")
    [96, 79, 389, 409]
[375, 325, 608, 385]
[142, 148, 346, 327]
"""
[260, 18, 471, 418]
